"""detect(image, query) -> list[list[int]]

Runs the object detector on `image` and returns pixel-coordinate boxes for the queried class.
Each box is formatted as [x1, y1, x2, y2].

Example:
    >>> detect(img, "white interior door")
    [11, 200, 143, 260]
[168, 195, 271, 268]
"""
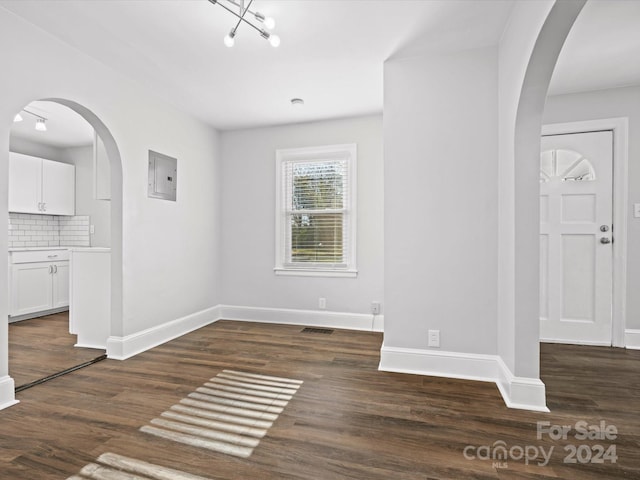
[539, 130, 613, 345]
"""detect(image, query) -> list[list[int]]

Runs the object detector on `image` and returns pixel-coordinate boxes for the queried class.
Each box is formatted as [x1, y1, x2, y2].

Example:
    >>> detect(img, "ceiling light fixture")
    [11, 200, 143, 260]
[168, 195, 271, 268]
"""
[208, 0, 280, 48]
[35, 118, 47, 132]
[14, 108, 48, 131]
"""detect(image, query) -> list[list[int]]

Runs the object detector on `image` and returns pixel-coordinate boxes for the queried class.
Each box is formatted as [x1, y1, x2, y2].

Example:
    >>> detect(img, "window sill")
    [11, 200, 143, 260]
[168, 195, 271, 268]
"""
[274, 267, 358, 278]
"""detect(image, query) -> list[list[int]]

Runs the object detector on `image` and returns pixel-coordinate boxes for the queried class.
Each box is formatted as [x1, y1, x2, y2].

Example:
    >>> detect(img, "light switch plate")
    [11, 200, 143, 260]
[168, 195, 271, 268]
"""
[634, 203, 640, 218]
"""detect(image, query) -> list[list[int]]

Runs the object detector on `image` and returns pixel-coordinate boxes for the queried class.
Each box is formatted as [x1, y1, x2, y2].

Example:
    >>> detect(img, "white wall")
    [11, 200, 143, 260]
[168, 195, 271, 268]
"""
[0, 6, 221, 407]
[219, 115, 383, 316]
[9, 136, 66, 163]
[64, 145, 111, 248]
[544, 85, 640, 329]
[383, 46, 499, 355]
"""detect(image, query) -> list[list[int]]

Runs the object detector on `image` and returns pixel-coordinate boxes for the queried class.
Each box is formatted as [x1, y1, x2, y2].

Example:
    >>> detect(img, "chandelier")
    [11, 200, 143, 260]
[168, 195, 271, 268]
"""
[208, 0, 280, 48]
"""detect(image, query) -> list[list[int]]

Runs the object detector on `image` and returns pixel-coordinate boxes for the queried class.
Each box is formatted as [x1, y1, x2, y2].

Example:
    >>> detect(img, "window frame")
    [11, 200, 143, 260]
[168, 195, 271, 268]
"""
[274, 143, 357, 278]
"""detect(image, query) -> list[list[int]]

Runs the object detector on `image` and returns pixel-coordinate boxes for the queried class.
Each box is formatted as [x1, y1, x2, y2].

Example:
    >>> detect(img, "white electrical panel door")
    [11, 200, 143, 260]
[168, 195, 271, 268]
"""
[42, 159, 75, 215]
[8, 152, 42, 214]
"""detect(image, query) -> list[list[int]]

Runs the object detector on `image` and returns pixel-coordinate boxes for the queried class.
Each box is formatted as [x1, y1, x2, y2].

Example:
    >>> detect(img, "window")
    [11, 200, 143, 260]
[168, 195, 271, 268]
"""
[275, 144, 357, 277]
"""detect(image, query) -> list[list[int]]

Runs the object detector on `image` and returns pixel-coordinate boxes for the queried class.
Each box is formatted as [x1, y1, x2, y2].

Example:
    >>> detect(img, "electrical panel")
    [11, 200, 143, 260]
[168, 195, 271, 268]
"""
[148, 150, 177, 201]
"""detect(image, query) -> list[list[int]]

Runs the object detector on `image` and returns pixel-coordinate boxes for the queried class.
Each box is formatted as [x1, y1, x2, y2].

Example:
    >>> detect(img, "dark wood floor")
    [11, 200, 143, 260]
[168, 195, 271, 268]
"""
[8, 312, 104, 388]
[1, 320, 639, 479]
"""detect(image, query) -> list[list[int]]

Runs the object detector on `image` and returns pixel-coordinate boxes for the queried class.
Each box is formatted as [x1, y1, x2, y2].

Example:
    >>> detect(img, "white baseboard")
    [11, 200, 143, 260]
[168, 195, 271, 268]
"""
[496, 358, 549, 412]
[625, 329, 640, 350]
[540, 337, 610, 347]
[218, 305, 383, 332]
[106, 306, 221, 360]
[378, 344, 549, 412]
[105, 304, 382, 361]
[0, 375, 19, 411]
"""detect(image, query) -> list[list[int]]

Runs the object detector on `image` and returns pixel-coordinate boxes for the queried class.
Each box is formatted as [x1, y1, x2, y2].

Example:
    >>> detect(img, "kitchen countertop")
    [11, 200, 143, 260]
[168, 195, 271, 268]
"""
[68, 247, 110, 253]
[9, 246, 110, 252]
[9, 246, 69, 252]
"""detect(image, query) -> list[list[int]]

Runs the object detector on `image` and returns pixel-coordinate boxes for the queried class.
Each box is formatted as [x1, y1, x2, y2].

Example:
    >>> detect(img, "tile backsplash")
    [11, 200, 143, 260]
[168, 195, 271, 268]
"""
[8, 213, 90, 248]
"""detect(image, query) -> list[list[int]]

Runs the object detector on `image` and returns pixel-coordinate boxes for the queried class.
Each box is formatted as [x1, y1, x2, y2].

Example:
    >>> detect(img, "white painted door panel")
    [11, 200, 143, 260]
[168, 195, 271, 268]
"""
[42, 159, 75, 215]
[540, 131, 613, 345]
[10, 263, 53, 316]
[8, 152, 42, 214]
[52, 262, 70, 309]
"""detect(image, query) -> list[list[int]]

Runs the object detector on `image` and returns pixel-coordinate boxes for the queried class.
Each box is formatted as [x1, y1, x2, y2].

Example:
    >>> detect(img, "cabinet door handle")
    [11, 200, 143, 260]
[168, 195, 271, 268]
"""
[48, 265, 53, 274]
[37, 202, 42, 211]
[54, 265, 58, 274]
[42, 203, 46, 212]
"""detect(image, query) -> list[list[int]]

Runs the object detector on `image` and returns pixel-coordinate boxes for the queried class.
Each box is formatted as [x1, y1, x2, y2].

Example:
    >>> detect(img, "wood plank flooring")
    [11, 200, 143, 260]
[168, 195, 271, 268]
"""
[8, 312, 105, 388]
[1, 320, 639, 479]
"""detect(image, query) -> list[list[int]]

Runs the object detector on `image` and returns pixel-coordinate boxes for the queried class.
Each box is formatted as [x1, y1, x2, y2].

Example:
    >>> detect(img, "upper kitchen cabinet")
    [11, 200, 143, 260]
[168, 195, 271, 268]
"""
[9, 152, 75, 215]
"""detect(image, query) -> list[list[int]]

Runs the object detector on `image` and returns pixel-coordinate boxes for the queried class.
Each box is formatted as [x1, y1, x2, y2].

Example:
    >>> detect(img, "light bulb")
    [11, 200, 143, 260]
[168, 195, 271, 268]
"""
[35, 119, 47, 131]
[13, 113, 23, 122]
[269, 34, 280, 48]
[223, 30, 235, 47]
[263, 16, 275, 30]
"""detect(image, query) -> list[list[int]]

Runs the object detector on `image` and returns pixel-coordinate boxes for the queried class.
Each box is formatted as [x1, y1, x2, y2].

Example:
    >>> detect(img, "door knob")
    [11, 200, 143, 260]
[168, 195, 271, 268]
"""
[600, 237, 611, 244]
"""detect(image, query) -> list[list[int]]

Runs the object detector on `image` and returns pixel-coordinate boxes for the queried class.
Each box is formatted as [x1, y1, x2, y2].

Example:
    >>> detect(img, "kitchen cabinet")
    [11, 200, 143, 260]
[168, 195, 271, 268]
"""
[8, 152, 75, 215]
[9, 249, 70, 320]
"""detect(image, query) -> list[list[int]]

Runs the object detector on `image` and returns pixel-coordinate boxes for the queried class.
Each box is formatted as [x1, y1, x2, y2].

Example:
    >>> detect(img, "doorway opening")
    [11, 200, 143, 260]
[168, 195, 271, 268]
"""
[538, 120, 628, 348]
[6, 98, 123, 393]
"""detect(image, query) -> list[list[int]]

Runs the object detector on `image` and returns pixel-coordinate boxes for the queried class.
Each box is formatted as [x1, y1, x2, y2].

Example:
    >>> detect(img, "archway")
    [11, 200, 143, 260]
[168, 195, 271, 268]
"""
[1, 98, 123, 408]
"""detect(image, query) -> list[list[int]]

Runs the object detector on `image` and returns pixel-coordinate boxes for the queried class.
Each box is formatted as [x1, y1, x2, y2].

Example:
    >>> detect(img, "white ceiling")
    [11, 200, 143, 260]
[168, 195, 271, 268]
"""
[0, 0, 513, 132]
[2, 0, 640, 149]
[548, 0, 640, 96]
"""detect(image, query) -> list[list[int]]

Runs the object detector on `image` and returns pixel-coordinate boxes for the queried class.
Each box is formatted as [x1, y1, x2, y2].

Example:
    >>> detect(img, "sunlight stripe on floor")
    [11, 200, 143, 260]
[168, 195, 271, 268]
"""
[141, 370, 303, 458]
[68, 452, 211, 480]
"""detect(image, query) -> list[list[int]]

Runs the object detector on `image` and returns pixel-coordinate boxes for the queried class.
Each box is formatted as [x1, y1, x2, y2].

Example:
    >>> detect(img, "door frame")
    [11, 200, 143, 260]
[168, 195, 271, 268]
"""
[541, 117, 628, 347]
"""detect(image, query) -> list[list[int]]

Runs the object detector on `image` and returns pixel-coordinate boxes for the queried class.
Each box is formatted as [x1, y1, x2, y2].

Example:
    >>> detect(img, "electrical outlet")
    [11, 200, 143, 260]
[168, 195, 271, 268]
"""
[90, 224, 95, 234]
[319, 297, 326, 309]
[371, 302, 381, 315]
[428, 330, 440, 348]
[635, 203, 640, 218]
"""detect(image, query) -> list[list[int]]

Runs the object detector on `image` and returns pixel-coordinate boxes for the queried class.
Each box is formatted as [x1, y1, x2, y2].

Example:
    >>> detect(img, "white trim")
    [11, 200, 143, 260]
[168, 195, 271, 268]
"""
[0, 375, 19, 411]
[106, 306, 221, 360]
[274, 143, 357, 276]
[378, 345, 549, 412]
[542, 118, 629, 347]
[495, 358, 549, 412]
[219, 304, 383, 332]
[540, 337, 610, 347]
[624, 329, 640, 350]
[274, 268, 357, 278]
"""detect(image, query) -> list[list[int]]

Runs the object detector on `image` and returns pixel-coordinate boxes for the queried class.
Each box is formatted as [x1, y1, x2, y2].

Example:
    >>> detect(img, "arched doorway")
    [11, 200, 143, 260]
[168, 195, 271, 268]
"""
[1, 98, 123, 408]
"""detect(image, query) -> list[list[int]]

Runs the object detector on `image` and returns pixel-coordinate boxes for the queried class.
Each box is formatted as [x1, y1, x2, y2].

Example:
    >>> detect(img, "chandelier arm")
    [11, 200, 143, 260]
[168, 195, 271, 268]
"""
[207, 0, 264, 35]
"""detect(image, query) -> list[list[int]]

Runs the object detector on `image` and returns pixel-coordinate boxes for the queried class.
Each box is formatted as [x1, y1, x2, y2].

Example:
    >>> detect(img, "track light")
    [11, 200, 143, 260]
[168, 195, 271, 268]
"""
[208, 0, 280, 48]
[14, 108, 48, 131]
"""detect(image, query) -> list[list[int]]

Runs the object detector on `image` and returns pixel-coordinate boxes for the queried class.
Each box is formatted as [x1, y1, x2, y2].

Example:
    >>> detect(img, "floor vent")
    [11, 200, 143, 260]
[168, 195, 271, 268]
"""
[301, 327, 334, 335]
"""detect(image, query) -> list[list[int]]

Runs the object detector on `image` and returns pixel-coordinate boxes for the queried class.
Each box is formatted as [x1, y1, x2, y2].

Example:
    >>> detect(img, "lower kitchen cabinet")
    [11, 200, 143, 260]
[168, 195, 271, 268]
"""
[9, 249, 69, 320]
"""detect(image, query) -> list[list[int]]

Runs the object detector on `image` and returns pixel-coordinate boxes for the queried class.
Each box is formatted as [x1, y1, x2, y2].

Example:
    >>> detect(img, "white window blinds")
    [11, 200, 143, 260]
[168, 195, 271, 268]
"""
[275, 144, 357, 276]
